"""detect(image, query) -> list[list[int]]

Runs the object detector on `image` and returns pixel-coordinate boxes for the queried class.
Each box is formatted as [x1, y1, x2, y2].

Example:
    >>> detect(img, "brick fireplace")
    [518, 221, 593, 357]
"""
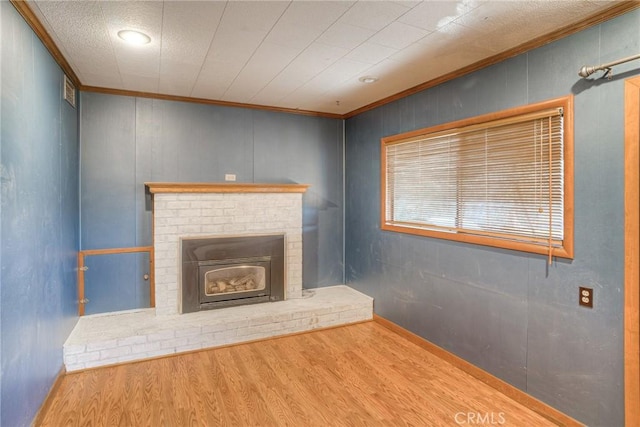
[62, 182, 373, 372]
[147, 182, 308, 316]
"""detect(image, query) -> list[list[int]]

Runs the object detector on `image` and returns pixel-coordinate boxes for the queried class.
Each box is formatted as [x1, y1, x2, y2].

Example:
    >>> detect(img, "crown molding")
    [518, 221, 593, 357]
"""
[343, 1, 640, 119]
[80, 85, 343, 119]
[10, 0, 640, 120]
[9, 0, 80, 87]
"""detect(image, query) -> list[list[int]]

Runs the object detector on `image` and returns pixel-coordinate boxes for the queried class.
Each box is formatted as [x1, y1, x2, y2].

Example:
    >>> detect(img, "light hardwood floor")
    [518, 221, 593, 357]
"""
[38, 321, 563, 426]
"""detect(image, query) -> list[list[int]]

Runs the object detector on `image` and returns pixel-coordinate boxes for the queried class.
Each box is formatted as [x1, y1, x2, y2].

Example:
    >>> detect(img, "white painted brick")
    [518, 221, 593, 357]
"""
[198, 208, 224, 217]
[176, 225, 202, 234]
[222, 208, 240, 217]
[175, 343, 203, 353]
[189, 201, 211, 209]
[160, 337, 189, 349]
[154, 267, 173, 278]
[316, 312, 341, 324]
[178, 208, 201, 217]
[238, 322, 281, 337]
[202, 197, 224, 205]
[200, 323, 229, 334]
[212, 335, 240, 346]
[155, 208, 180, 219]
[118, 353, 145, 364]
[287, 287, 302, 299]
[264, 208, 282, 217]
[217, 200, 236, 208]
[355, 307, 374, 319]
[165, 217, 192, 226]
[64, 354, 78, 364]
[286, 232, 302, 242]
[84, 358, 119, 369]
[154, 250, 174, 261]
[147, 331, 176, 345]
[166, 201, 189, 209]
[100, 346, 131, 359]
[155, 258, 177, 269]
[175, 326, 202, 338]
[144, 349, 174, 359]
[248, 312, 292, 326]
[132, 341, 162, 354]
[162, 307, 179, 317]
[246, 223, 266, 231]
[117, 335, 147, 346]
[190, 332, 215, 345]
[156, 241, 176, 251]
[202, 319, 247, 334]
[152, 234, 167, 243]
[86, 339, 118, 352]
[75, 351, 102, 363]
[154, 217, 169, 226]
[213, 329, 238, 340]
[279, 319, 304, 331]
[155, 225, 179, 235]
[64, 344, 85, 355]
[199, 217, 227, 226]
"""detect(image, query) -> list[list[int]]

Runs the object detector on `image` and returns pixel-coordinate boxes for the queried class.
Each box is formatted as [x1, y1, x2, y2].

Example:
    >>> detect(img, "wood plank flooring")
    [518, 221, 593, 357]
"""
[38, 321, 560, 426]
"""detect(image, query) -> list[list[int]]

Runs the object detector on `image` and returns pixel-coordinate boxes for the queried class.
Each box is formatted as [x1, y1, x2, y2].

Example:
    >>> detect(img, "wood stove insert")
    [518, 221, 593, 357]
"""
[181, 234, 285, 313]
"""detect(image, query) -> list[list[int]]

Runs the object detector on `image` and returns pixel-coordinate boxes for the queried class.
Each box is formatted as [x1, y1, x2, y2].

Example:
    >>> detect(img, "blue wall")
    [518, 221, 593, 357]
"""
[80, 94, 344, 295]
[0, 3, 79, 426]
[345, 10, 639, 427]
[2, 1, 636, 425]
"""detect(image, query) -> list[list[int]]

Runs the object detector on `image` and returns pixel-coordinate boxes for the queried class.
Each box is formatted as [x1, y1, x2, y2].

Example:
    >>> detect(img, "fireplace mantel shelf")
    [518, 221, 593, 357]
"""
[145, 182, 309, 194]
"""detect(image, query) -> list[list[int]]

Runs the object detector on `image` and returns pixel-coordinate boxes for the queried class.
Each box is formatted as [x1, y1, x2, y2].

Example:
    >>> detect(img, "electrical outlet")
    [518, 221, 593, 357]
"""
[579, 287, 593, 308]
[224, 174, 236, 182]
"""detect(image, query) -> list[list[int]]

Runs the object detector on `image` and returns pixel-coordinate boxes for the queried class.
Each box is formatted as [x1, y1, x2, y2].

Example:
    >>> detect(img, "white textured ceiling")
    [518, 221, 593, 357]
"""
[28, 0, 619, 115]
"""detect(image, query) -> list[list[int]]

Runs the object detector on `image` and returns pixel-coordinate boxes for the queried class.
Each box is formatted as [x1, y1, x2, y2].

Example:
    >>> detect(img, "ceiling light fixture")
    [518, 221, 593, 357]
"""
[117, 30, 151, 45]
[359, 76, 379, 84]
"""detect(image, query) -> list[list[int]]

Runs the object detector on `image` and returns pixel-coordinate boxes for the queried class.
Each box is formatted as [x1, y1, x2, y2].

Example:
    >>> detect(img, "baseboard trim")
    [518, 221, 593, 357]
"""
[373, 314, 583, 427]
[32, 365, 66, 426]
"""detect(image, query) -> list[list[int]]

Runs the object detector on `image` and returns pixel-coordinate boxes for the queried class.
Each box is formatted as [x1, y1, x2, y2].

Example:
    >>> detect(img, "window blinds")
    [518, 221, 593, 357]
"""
[384, 108, 564, 250]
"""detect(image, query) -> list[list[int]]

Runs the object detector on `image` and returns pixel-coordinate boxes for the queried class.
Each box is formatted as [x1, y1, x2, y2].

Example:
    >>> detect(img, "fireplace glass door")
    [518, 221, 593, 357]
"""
[198, 258, 271, 304]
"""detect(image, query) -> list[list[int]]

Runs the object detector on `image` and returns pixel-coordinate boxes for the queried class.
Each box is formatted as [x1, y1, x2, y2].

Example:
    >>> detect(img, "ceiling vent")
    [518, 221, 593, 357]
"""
[63, 75, 76, 108]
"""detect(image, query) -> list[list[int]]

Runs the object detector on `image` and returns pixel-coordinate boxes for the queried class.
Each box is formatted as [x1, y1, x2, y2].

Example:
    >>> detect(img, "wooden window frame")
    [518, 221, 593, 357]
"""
[380, 96, 574, 259]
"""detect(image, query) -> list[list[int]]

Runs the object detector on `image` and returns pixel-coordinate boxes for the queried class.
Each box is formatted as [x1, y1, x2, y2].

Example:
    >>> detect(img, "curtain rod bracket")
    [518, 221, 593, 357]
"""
[579, 53, 640, 79]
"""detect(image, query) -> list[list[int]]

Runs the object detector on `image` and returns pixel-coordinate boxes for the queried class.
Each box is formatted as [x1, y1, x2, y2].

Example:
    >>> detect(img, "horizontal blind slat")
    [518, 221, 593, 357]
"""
[385, 109, 564, 245]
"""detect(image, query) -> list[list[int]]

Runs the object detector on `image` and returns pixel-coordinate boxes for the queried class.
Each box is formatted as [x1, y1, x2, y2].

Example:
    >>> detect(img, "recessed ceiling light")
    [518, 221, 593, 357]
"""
[117, 30, 151, 45]
[359, 76, 379, 84]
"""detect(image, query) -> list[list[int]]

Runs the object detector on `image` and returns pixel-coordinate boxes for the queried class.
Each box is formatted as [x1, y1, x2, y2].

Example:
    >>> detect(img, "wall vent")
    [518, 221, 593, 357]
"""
[63, 75, 76, 108]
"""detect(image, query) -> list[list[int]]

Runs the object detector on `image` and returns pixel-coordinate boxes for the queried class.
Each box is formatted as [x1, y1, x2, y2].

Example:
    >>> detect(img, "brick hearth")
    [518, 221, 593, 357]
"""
[64, 285, 372, 372]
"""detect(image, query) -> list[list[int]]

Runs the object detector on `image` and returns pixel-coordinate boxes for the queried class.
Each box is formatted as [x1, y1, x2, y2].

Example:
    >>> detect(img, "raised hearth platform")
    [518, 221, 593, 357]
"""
[64, 285, 373, 372]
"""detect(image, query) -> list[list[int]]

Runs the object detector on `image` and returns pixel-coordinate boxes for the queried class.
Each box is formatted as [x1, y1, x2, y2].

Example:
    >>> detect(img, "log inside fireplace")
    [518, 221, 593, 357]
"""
[181, 235, 285, 313]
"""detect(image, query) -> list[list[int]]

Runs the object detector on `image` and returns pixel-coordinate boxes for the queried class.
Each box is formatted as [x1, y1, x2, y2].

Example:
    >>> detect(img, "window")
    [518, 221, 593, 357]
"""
[381, 96, 573, 260]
